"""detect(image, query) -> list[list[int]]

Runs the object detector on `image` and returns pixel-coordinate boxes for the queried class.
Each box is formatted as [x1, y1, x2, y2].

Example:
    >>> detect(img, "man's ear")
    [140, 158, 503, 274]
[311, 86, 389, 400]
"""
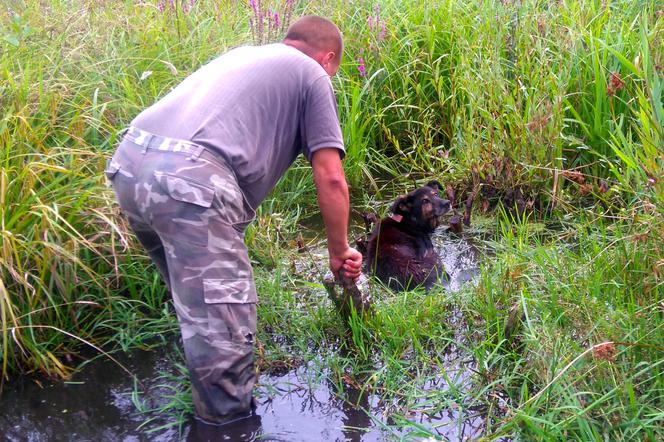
[391, 195, 411, 215]
[323, 51, 335, 68]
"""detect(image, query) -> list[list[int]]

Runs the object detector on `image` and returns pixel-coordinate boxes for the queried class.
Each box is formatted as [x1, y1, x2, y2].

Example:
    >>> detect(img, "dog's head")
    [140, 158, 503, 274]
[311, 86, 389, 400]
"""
[391, 181, 451, 233]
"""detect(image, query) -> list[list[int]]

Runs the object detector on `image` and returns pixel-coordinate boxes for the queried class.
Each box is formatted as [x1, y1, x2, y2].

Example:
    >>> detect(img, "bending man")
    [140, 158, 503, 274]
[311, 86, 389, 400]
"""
[106, 16, 362, 425]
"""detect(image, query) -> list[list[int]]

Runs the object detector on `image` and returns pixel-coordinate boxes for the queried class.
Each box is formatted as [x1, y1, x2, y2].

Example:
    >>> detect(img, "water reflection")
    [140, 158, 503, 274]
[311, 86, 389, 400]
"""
[186, 415, 263, 442]
[338, 387, 373, 442]
[250, 367, 382, 441]
[184, 382, 376, 442]
[433, 230, 482, 292]
[0, 349, 181, 442]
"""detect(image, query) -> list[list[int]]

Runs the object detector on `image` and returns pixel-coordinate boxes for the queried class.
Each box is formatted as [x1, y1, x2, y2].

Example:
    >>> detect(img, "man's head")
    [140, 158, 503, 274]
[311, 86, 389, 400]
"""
[283, 16, 343, 76]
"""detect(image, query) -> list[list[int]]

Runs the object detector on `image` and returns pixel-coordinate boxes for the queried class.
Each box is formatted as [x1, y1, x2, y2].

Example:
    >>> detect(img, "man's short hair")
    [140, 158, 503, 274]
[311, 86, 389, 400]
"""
[284, 16, 343, 62]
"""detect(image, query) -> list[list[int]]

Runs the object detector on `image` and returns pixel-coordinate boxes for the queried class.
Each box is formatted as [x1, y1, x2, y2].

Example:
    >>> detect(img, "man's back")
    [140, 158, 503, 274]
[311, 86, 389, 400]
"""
[131, 43, 344, 208]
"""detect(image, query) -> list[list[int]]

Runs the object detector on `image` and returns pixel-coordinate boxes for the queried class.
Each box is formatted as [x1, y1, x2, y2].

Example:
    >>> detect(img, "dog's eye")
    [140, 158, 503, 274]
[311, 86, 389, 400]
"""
[422, 198, 430, 204]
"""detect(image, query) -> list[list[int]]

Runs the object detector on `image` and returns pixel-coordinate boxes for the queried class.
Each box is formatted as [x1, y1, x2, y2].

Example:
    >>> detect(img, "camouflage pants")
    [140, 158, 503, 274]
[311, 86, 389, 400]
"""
[106, 127, 258, 423]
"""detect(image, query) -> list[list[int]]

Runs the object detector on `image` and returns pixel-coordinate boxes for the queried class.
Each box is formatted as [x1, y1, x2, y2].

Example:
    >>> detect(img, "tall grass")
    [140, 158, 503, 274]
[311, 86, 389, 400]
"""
[457, 210, 664, 440]
[321, 0, 662, 209]
[0, 0, 247, 378]
[0, 0, 662, 438]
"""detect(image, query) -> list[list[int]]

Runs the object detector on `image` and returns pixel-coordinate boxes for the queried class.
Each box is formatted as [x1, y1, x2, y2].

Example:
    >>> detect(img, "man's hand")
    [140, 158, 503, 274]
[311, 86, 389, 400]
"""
[329, 247, 363, 281]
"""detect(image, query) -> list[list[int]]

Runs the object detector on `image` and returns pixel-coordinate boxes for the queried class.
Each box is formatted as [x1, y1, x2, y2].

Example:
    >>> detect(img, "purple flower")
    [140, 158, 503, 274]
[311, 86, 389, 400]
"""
[274, 11, 280, 29]
[379, 20, 386, 41]
[357, 56, 366, 77]
[368, 16, 374, 30]
[182, 1, 189, 13]
[157, 0, 165, 12]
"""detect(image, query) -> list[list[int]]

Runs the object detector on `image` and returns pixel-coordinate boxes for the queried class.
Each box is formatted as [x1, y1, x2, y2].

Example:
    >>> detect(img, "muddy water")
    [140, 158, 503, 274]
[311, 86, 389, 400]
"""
[0, 230, 484, 442]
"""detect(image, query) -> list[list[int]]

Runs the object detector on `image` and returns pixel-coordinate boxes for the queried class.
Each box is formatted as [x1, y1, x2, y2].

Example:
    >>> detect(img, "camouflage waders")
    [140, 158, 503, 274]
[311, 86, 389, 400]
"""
[106, 127, 257, 424]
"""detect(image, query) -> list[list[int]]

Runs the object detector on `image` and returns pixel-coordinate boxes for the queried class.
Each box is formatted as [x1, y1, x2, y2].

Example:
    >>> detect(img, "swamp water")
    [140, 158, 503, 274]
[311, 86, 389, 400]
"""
[0, 230, 487, 442]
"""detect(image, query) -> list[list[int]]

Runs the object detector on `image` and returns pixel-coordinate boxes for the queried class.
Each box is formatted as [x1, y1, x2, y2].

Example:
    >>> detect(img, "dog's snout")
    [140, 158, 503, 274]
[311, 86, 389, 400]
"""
[437, 199, 451, 215]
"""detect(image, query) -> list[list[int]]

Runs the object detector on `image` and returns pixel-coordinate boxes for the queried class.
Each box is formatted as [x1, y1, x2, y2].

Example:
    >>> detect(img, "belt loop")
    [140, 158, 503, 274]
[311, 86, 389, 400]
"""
[141, 134, 154, 154]
[188, 144, 205, 161]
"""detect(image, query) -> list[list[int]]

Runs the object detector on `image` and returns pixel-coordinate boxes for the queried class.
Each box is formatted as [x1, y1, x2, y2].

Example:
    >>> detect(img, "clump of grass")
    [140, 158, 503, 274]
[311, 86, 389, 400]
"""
[0, 0, 247, 378]
[324, 0, 662, 215]
[455, 207, 664, 440]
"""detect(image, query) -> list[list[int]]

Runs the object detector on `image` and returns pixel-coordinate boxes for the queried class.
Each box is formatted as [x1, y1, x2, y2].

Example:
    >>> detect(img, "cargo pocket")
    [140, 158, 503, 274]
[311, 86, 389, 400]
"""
[203, 279, 258, 304]
[152, 171, 216, 246]
[153, 171, 215, 208]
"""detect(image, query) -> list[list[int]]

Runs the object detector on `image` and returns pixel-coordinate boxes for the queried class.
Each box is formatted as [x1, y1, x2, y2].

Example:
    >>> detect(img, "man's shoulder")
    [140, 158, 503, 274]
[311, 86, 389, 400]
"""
[263, 44, 328, 78]
[223, 43, 304, 61]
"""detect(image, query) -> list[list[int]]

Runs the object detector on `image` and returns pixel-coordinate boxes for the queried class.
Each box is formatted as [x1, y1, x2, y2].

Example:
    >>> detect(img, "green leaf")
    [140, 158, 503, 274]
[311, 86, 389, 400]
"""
[3, 34, 19, 47]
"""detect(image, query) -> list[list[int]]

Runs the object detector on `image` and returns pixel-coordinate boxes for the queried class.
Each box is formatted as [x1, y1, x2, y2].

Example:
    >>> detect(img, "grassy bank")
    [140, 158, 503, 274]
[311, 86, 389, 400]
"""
[1, 0, 662, 439]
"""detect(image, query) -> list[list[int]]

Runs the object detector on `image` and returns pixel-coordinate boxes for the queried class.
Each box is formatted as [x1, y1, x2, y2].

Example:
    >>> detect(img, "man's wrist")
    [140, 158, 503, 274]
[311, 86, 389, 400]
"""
[327, 240, 349, 256]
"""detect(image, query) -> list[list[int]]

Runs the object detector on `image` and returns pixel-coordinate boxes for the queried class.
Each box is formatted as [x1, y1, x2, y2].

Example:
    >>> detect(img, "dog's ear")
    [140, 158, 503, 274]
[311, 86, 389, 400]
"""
[425, 180, 442, 193]
[390, 195, 411, 215]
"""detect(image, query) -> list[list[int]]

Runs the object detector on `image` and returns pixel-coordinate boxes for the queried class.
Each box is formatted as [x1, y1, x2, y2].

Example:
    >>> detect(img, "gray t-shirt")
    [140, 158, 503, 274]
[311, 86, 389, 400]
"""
[131, 43, 345, 209]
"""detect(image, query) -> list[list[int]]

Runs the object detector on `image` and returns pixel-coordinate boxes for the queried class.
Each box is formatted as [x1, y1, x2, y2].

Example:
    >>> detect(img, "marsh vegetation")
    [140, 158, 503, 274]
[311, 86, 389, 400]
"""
[1, 0, 662, 440]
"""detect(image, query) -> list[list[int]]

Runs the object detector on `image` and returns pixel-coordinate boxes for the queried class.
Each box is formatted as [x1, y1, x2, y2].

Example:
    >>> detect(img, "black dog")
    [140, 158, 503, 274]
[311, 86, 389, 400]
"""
[366, 181, 451, 291]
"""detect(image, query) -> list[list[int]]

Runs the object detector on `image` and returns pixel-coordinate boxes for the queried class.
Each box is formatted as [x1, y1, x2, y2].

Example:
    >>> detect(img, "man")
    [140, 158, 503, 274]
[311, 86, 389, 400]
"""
[105, 16, 363, 425]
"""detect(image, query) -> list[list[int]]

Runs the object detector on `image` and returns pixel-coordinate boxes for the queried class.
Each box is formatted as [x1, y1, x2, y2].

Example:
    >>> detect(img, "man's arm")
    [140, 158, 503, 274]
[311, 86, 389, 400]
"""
[311, 148, 362, 280]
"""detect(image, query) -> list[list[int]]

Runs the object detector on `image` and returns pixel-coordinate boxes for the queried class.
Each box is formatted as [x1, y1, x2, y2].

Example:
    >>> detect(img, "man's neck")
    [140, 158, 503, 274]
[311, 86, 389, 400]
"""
[283, 39, 316, 59]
